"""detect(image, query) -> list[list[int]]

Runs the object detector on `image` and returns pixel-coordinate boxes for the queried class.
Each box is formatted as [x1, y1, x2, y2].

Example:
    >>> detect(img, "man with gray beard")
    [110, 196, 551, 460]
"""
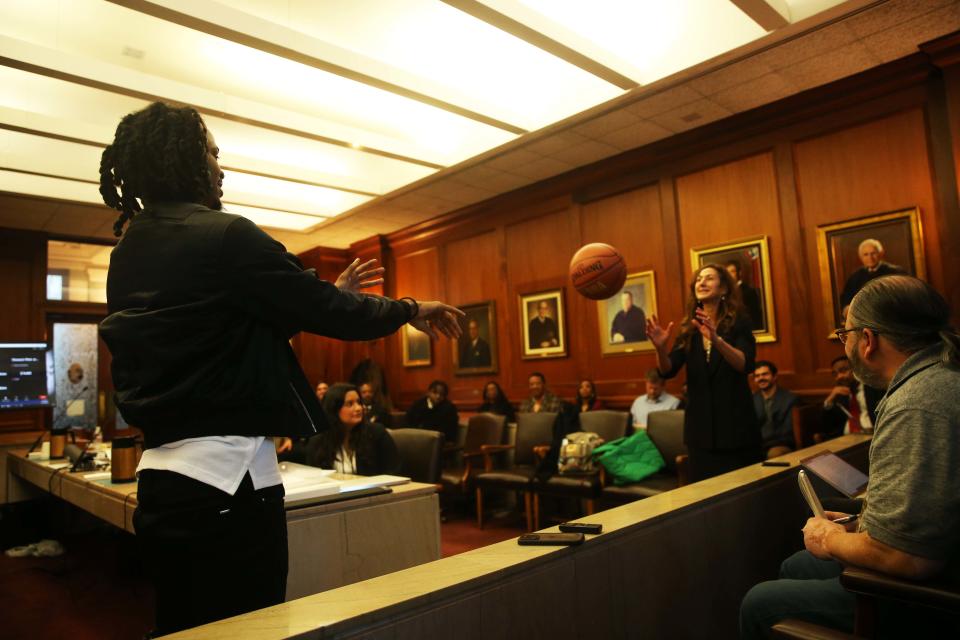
[740, 275, 960, 638]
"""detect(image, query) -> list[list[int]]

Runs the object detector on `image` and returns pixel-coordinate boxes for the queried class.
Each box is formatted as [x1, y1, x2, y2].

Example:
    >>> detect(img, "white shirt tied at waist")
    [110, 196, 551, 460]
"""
[138, 436, 282, 495]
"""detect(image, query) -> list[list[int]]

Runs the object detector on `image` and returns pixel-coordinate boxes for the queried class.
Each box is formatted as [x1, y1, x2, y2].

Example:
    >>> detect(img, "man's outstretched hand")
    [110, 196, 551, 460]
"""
[335, 258, 385, 292]
[410, 301, 465, 340]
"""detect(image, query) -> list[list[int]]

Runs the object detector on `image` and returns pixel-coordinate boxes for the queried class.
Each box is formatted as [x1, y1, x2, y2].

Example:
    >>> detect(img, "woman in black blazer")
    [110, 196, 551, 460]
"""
[306, 383, 401, 476]
[646, 264, 761, 481]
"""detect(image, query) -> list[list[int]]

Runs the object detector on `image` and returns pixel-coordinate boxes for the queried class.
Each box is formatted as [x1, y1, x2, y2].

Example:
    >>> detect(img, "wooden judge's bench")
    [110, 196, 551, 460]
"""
[5, 449, 441, 600]
[154, 435, 869, 640]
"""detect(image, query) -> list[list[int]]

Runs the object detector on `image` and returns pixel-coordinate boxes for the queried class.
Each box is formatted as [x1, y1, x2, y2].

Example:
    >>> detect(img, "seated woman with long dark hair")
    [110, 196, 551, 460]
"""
[477, 381, 516, 422]
[306, 383, 401, 476]
[574, 379, 603, 415]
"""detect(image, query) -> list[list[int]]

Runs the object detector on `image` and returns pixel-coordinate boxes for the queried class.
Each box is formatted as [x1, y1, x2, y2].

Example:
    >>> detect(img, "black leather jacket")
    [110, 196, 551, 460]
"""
[100, 202, 412, 448]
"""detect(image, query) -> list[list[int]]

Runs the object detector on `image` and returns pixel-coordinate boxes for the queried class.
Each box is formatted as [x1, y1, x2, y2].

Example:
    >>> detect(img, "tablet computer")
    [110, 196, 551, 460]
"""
[800, 450, 869, 498]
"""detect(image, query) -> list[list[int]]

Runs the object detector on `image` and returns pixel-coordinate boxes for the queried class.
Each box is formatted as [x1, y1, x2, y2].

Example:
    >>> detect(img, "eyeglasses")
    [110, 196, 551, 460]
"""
[834, 327, 879, 344]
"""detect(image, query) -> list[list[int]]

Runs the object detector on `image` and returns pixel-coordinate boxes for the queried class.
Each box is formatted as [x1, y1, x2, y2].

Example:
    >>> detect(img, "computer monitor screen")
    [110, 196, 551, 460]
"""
[0, 343, 50, 409]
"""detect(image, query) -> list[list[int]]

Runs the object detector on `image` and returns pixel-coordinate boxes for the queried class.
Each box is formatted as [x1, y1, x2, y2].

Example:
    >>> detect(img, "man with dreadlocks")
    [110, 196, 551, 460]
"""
[98, 102, 463, 636]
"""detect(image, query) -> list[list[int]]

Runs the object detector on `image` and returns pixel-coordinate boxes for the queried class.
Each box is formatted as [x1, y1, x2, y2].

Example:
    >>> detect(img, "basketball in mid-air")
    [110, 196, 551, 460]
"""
[569, 243, 627, 300]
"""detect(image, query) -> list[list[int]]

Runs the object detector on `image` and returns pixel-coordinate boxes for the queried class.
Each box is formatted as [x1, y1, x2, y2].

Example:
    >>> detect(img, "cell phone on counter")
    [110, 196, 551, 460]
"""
[798, 470, 826, 519]
[518, 533, 585, 546]
[559, 522, 602, 535]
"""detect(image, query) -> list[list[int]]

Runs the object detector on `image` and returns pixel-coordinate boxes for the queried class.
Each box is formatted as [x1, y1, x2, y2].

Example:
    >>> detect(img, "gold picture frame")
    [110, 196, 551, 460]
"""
[690, 235, 777, 344]
[596, 270, 658, 356]
[453, 301, 499, 376]
[401, 324, 431, 368]
[519, 288, 567, 359]
[816, 208, 925, 337]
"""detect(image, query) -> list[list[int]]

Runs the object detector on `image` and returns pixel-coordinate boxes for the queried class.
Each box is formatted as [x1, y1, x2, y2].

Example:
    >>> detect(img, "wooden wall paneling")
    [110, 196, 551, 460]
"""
[579, 184, 671, 403]
[294, 246, 350, 389]
[923, 70, 960, 316]
[675, 152, 795, 375]
[0, 228, 46, 434]
[503, 207, 579, 402]
[792, 109, 941, 370]
[442, 230, 503, 406]
[390, 247, 443, 405]
[773, 142, 821, 388]
[921, 33, 960, 316]
[342, 236, 391, 384]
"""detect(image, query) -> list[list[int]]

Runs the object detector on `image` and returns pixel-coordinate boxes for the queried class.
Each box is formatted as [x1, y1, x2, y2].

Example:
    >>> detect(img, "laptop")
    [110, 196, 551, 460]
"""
[800, 450, 869, 498]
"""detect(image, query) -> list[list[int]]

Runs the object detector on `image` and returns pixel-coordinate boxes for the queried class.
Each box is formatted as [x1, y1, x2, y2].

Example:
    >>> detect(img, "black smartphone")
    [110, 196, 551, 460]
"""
[558, 522, 602, 534]
[518, 533, 585, 546]
[761, 460, 790, 467]
[695, 300, 705, 311]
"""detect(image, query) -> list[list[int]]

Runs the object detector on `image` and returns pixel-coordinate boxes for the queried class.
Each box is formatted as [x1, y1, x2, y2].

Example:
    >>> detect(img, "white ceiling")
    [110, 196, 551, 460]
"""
[1, 0, 958, 253]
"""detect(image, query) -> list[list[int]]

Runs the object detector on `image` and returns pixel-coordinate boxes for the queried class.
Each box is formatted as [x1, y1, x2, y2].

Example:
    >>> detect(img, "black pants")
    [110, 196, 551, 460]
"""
[134, 470, 287, 636]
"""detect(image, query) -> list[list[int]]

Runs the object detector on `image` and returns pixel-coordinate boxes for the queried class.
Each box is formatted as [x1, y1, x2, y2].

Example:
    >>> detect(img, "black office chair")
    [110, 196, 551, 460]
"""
[474, 412, 556, 531]
[388, 428, 443, 485]
[441, 413, 506, 497]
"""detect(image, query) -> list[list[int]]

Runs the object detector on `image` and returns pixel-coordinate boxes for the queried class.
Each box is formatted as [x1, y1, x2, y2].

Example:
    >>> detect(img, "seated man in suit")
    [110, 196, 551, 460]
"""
[820, 355, 878, 439]
[752, 360, 799, 458]
[359, 382, 390, 427]
[740, 276, 960, 637]
[404, 380, 459, 444]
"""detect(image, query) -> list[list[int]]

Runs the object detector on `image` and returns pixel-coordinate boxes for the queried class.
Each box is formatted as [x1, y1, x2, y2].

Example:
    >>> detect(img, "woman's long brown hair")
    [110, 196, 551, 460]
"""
[674, 264, 743, 351]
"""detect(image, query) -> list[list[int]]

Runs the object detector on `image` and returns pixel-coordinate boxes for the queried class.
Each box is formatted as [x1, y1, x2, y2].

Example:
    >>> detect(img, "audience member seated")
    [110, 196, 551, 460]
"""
[740, 276, 960, 638]
[306, 383, 400, 475]
[752, 360, 799, 458]
[477, 381, 516, 423]
[574, 379, 603, 417]
[359, 381, 391, 427]
[405, 380, 460, 444]
[630, 368, 680, 430]
[276, 380, 329, 463]
[518, 372, 563, 414]
[820, 355, 878, 440]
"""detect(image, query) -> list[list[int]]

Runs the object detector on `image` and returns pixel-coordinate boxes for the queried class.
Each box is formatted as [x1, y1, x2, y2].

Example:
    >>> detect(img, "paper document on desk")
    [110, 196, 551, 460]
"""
[337, 475, 410, 493]
[279, 463, 339, 502]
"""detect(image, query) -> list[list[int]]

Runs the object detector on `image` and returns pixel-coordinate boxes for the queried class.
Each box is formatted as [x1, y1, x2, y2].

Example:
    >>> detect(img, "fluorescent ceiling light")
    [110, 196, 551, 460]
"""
[478, 0, 766, 84]
[222, 170, 372, 217]
[224, 0, 626, 131]
[221, 203, 329, 232]
[0, 0, 518, 165]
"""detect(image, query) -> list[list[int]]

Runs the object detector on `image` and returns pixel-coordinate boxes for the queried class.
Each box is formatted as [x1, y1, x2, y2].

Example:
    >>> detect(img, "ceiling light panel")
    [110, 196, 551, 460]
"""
[0, 67, 435, 195]
[219, 203, 328, 232]
[0, 169, 327, 233]
[221, 170, 372, 217]
[0, 0, 517, 165]
[223, 0, 625, 131]
[477, 0, 767, 84]
[0, 128, 369, 220]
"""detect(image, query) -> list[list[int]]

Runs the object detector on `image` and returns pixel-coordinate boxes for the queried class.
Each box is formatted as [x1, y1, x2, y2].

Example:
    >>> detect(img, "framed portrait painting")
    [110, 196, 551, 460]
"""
[453, 301, 498, 376]
[690, 235, 777, 343]
[596, 270, 658, 355]
[816, 207, 925, 336]
[401, 324, 431, 368]
[519, 289, 567, 359]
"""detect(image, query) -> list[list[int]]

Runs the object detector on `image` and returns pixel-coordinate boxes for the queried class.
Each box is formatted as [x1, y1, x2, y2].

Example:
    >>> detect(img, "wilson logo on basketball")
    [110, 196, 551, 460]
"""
[573, 261, 604, 280]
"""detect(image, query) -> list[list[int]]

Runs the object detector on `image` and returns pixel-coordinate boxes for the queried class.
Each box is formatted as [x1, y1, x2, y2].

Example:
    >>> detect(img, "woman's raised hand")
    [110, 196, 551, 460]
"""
[693, 308, 718, 342]
[645, 315, 673, 350]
